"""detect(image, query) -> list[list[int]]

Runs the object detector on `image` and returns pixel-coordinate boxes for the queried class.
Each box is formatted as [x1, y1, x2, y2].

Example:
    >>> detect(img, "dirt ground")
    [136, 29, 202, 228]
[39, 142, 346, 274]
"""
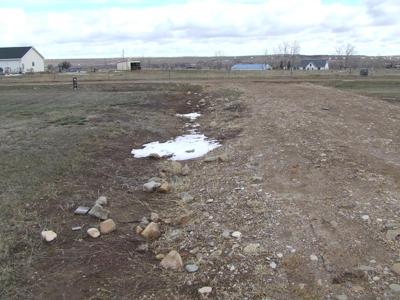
[1, 77, 400, 299]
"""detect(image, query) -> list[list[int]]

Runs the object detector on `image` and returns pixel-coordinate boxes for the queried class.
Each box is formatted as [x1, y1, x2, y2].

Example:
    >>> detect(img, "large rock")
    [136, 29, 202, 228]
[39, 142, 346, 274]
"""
[160, 250, 183, 271]
[391, 263, 400, 275]
[41, 230, 57, 242]
[100, 219, 116, 234]
[143, 181, 161, 193]
[88, 203, 110, 220]
[141, 222, 161, 240]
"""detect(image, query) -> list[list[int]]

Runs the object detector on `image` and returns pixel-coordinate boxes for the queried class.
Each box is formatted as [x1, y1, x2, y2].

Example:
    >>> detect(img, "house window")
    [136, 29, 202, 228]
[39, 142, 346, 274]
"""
[32, 62, 35, 67]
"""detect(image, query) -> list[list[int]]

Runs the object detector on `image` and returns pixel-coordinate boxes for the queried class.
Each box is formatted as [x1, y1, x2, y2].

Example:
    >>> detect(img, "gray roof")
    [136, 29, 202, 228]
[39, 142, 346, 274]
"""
[300, 59, 328, 68]
[0, 47, 33, 59]
[231, 64, 268, 70]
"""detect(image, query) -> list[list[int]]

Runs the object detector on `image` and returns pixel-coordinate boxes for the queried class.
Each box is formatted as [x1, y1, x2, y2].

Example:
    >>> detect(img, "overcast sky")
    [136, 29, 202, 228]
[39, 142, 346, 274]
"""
[1, 0, 399, 58]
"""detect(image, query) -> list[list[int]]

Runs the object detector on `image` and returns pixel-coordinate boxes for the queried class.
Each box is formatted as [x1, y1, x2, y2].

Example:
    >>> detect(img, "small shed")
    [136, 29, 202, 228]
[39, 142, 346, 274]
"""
[231, 64, 271, 71]
[117, 60, 141, 71]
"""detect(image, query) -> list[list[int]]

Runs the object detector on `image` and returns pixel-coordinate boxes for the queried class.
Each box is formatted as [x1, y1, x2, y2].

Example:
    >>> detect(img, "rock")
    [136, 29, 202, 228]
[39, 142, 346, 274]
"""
[158, 182, 171, 193]
[199, 98, 206, 105]
[88, 203, 110, 220]
[251, 176, 263, 183]
[177, 213, 191, 225]
[277, 253, 283, 258]
[148, 153, 161, 159]
[141, 222, 161, 240]
[137, 243, 148, 252]
[222, 230, 231, 239]
[143, 181, 161, 193]
[150, 212, 160, 222]
[72, 226, 82, 231]
[156, 253, 165, 260]
[160, 250, 183, 271]
[169, 161, 182, 175]
[41, 230, 57, 242]
[386, 229, 400, 241]
[99, 219, 116, 234]
[390, 284, 400, 293]
[310, 254, 318, 261]
[166, 229, 182, 241]
[204, 156, 218, 162]
[74, 206, 90, 215]
[87, 228, 100, 238]
[270, 261, 277, 269]
[391, 263, 400, 275]
[206, 199, 214, 204]
[335, 295, 348, 300]
[218, 153, 229, 162]
[244, 243, 260, 254]
[181, 164, 190, 176]
[198, 286, 212, 295]
[180, 192, 194, 202]
[135, 225, 143, 235]
[185, 263, 199, 273]
[361, 215, 369, 221]
[231, 231, 242, 239]
[357, 265, 375, 272]
[210, 121, 217, 127]
[140, 216, 150, 227]
[95, 195, 107, 206]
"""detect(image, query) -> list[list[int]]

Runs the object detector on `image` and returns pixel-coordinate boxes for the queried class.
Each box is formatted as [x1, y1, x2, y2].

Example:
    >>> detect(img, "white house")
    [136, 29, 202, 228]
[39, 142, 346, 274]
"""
[299, 59, 329, 70]
[0, 46, 45, 74]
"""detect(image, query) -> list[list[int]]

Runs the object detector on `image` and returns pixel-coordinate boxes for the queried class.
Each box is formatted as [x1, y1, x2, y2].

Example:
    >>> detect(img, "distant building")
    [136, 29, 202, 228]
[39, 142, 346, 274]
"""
[117, 60, 141, 71]
[0, 46, 44, 74]
[231, 63, 271, 71]
[299, 59, 329, 70]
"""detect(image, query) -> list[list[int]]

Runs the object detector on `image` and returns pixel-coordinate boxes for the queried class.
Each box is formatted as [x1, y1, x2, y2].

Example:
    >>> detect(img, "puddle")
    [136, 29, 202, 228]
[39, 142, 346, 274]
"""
[131, 112, 221, 160]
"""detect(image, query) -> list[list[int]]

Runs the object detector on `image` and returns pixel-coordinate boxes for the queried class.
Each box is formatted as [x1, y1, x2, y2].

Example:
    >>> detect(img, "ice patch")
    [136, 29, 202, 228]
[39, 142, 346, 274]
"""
[176, 112, 201, 121]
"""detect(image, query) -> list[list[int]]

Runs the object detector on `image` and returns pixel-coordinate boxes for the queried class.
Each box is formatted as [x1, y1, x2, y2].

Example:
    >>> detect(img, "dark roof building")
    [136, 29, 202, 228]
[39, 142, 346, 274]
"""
[299, 59, 329, 70]
[0, 46, 45, 73]
[0, 47, 42, 59]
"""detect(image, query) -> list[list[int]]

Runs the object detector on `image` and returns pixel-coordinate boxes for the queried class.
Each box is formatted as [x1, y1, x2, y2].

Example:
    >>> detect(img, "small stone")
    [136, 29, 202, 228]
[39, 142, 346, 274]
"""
[150, 212, 160, 222]
[137, 243, 148, 252]
[203, 156, 218, 162]
[41, 230, 57, 242]
[140, 216, 150, 227]
[277, 253, 283, 258]
[310, 254, 318, 261]
[156, 254, 165, 260]
[185, 264, 199, 273]
[95, 195, 107, 206]
[198, 286, 212, 295]
[180, 192, 194, 202]
[218, 153, 229, 162]
[72, 226, 82, 231]
[169, 161, 182, 175]
[373, 276, 380, 281]
[231, 231, 242, 238]
[177, 214, 191, 225]
[335, 295, 347, 300]
[141, 222, 161, 240]
[87, 228, 100, 238]
[243, 243, 260, 254]
[158, 182, 171, 193]
[251, 176, 263, 183]
[357, 265, 375, 272]
[361, 215, 369, 221]
[143, 181, 161, 193]
[270, 261, 277, 269]
[386, 229, 400, 241]
[206, 199, 214, 204]
[135, 225, 143, 234]
[148, 153, 161, 159]
[160, 250, 183, 271]
[88, 203, 110, 220]
[352, 285, 364, 293]
[181, 164, 190, 176]
[391, 263, 400, 275]
[99, 219, 116, 234]
[74, 206, 90, 215]
[222, 230, 231, 239]
[389, 284, 400, 293]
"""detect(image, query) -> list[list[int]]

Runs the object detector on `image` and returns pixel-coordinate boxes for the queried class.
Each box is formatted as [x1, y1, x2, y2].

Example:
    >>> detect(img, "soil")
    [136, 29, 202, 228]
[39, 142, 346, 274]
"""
[4, 80, 400, 299]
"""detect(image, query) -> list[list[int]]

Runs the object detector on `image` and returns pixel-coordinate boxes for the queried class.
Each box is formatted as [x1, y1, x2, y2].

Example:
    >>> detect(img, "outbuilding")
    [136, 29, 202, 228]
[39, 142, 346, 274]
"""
[0, 46, 44, 74]
[117, 60, 141, 71]
[231, 63, 271, 71]
[299, 59, 329, 70]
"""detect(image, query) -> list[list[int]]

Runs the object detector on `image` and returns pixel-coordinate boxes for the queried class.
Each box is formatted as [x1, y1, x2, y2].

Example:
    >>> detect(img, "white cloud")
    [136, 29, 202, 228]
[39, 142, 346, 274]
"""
[0, 0, 399, 57]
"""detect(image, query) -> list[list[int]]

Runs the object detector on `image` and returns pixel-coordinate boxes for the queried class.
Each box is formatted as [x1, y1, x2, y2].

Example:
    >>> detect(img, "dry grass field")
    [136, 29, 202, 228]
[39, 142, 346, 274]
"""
[1, 70, 400, 299]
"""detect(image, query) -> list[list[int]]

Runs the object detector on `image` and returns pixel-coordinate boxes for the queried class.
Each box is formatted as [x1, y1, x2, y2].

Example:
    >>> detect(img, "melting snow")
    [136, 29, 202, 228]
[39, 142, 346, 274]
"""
[176, 112, 201, 121]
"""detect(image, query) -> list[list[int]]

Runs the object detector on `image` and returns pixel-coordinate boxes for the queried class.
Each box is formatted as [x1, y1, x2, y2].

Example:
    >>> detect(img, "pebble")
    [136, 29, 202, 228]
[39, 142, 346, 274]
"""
[99, 219, 116, 234]
[74, 206, 90, 215]
[198, 286, 212, 295]
[185, 264, 199, 273]
[270, 261, 277, 269]
[160, 250, 183, 271]
[41, 230, 57, 242]
[180, 192, 194, 202]
[156, 254, 165, 260]
[335, 295, 347, 300]
[95, 195, 107, 206]
[231, 231, 242, 239]
[277, 253, 283, 258]
[373, 276, 380, 281]
[135, 225, 143, 234]
[158, 182, 171, 193]
[71, 226, 82, 231]
[310, 254, 318, 261]
[141, 222, 161, 240]
[389, 284, 400, 293]
[181, 164, 190, 176]
[206, 199, 214, 204]
[361, 215, 369, 221]
[386, 229, 400, 241]
[251, 176, 263, 183]
[87, 228, 100, 238]
[243, 243, 260, 254]
[150, 212, 160, 222]
[88, 203, 110, 220]
[391, 263, 400, 275]
[222, 230, 231, 239]
[143, 181, 161, 192]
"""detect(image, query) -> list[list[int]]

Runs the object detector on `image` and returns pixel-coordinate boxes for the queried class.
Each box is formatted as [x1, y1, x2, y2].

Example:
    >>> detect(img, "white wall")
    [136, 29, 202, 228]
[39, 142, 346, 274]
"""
[21, 48, 44, 72]
[0, 59, 21, 73]
[117, 61, 129, 71]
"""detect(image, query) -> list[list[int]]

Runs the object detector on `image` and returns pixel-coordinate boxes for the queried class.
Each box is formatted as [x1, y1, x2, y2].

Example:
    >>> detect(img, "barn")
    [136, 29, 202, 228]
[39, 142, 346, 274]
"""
[117, 60, 141, 71]
[299, 59, 329, 70]
[0, 46, 44, 74]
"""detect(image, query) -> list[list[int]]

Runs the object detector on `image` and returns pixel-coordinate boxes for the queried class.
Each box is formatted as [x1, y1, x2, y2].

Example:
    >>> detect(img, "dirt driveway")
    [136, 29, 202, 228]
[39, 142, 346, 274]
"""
[3, 80, 400, 299]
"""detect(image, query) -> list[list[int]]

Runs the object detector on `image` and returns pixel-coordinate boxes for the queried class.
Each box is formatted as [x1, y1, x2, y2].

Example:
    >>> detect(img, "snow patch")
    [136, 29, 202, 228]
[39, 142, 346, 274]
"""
[176, 112, 201, 121]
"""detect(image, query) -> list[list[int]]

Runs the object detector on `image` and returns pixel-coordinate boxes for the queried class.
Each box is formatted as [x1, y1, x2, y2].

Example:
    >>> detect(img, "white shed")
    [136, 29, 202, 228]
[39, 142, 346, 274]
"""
[0, 46, 45, 74]
[116, 60, 141, 71]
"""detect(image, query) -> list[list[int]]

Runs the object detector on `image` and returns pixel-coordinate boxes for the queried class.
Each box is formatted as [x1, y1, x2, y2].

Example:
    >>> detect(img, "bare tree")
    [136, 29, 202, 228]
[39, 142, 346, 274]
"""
[215, 50, 224, 70]
[277, 41, 300, 75]
[336, 43, 356, 72]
